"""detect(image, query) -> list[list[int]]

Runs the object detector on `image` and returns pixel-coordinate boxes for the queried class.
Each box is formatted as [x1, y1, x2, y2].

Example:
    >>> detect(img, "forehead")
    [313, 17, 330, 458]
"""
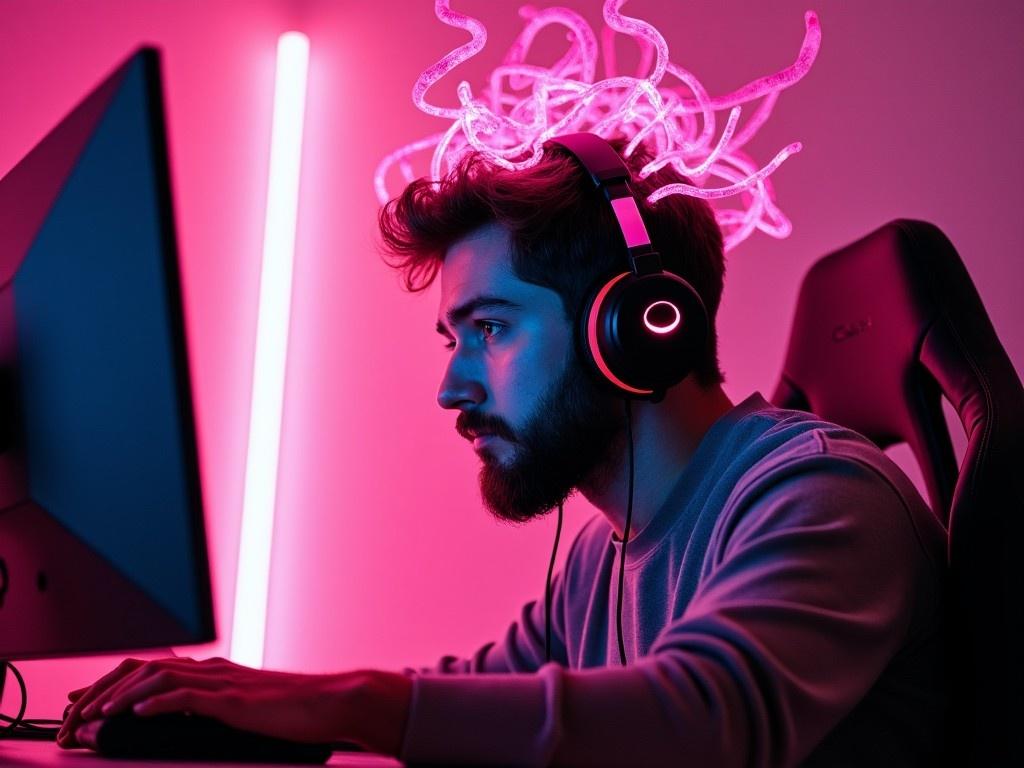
[438, 223, 553, 322]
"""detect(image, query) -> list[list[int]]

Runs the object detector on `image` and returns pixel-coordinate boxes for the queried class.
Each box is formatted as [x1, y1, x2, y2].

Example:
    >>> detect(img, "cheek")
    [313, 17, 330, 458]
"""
[489, 332, 569, 421]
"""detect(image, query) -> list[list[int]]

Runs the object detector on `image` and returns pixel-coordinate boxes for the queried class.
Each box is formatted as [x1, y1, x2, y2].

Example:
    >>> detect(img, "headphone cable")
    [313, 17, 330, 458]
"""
[616, 398, 635, 666]
[544, 501, 564, 664]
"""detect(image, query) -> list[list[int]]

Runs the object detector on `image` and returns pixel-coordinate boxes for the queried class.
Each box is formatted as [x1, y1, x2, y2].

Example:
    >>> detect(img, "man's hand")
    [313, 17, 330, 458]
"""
[57, 656, 412, 756]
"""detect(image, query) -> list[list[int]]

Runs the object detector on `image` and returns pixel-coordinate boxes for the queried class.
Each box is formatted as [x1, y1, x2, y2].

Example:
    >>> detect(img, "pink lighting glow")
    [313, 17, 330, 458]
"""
[643, 301, 680, 334]
[375, 0, 822, 252]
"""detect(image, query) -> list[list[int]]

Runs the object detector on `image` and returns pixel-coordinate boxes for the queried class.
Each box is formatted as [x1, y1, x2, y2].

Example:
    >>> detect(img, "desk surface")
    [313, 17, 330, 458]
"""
[2, 740, 403, 767]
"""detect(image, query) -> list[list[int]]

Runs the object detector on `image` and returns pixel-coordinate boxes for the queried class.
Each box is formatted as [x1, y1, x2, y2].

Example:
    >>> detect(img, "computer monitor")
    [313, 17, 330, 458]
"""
[0, 46, 215, 697]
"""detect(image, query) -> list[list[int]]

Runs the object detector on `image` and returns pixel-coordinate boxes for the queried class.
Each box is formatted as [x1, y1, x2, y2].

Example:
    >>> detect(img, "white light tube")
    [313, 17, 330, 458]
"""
[230, 31, 309, 668]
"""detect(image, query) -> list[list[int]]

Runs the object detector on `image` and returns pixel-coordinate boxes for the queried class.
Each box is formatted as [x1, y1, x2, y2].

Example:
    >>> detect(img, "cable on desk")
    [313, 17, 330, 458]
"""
[0, 661, 62, 739]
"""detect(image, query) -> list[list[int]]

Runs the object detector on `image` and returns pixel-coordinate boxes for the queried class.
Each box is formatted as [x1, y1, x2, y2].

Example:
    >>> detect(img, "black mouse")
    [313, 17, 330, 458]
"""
[89, 710, 333, 764]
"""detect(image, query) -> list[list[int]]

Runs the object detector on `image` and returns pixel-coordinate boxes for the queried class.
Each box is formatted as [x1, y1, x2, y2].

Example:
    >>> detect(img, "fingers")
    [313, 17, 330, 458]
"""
[92, 669, 221, 719]
[72, 719, 103, 750]
[57, 658, 145, 747]
[58, 657, 209, 747]
[79, 660, 219, 721]
[69, 691, 213, 752]
[78, 667, 151, 721]
[131, 688, 220, 718]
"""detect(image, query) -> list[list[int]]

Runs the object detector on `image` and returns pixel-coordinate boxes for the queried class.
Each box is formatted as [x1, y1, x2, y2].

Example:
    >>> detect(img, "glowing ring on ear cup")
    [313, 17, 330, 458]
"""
[586, 272, 654, 396]
[643, 301, 681, 334]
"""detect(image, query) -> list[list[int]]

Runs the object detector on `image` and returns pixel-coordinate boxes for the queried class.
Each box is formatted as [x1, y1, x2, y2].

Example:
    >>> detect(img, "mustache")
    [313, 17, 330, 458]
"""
[456, 412, 516, 443]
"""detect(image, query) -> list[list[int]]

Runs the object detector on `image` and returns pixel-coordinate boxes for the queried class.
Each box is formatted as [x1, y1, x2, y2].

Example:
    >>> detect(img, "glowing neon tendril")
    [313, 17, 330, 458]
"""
[376, 0, 822, 252]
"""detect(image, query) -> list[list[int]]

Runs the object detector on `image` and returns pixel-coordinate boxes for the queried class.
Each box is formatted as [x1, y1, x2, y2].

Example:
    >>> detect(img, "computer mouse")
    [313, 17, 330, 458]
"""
[88, 710, 333, 764]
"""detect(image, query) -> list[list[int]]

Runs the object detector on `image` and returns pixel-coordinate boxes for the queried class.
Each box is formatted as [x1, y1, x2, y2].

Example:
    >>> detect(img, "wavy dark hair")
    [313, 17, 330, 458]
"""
[378, 138, 726, 388]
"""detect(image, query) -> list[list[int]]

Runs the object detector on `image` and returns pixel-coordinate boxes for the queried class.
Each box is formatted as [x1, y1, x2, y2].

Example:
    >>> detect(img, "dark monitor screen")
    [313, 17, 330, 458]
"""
[0, 47, 214, 661]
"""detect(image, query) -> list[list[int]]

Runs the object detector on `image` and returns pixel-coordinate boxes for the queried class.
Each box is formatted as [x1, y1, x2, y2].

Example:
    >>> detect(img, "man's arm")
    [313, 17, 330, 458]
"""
[398, 454, 944, 767]
[59, 658, 413, 755]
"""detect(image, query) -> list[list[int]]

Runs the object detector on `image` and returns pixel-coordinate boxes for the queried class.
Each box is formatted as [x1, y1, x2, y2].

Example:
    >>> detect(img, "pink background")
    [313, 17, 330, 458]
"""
[1, 1, 1021, 718]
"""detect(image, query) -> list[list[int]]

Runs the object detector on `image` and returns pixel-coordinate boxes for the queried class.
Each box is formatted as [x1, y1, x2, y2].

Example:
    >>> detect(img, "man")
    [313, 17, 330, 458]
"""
[59, 139, 949, 766]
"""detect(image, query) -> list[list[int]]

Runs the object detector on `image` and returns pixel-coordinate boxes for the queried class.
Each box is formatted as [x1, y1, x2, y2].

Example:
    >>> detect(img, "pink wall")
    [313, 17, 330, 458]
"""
[2, 0, 1022, 718]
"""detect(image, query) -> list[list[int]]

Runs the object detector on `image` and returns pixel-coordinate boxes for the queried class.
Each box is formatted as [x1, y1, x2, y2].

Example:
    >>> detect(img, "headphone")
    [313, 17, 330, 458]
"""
[546, 133, 709, 404]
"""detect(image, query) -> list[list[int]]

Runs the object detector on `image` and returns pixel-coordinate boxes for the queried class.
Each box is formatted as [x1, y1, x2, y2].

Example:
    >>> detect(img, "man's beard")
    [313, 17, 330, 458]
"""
[457, 350, 627, 523]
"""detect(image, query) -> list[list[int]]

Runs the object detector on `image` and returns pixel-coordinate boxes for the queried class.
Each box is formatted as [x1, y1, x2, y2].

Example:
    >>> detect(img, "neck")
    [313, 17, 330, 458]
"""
[578, 378, 736, 538]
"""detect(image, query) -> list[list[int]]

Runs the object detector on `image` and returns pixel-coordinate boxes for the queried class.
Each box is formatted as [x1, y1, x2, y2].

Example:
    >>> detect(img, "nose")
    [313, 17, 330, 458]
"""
[437, 351, 486, 411]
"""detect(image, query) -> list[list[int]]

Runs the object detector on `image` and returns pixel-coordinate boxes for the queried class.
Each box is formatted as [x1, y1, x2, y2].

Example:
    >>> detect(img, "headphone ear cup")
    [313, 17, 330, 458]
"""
[579, 270, 708, 399]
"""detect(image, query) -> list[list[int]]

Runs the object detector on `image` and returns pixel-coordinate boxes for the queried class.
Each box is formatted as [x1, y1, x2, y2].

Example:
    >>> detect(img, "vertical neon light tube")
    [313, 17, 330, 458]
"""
[231, 31, 309, 668]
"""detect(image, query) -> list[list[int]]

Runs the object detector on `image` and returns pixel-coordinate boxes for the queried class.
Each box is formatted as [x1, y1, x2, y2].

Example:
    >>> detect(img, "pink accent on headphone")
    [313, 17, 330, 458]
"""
[609, 196, 651, 248]
[587, 272, 653, 396]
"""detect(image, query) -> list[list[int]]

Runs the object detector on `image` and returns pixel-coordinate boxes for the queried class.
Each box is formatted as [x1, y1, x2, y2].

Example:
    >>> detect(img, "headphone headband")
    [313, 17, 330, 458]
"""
[547, 135, 660, 275]
[547, 133, 632, 187]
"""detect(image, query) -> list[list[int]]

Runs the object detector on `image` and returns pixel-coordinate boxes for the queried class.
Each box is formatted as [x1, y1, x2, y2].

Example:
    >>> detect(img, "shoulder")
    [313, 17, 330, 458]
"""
[713, 396, 929, 521]
[712, 411, 946, 576]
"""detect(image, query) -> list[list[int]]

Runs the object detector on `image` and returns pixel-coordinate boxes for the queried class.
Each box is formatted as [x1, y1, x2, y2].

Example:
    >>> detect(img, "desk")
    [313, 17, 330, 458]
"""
[2, 741, 403, 767]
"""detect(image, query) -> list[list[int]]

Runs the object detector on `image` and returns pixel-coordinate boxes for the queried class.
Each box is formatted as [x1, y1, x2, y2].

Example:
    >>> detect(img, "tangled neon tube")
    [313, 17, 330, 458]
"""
[375, 1, 822, 252]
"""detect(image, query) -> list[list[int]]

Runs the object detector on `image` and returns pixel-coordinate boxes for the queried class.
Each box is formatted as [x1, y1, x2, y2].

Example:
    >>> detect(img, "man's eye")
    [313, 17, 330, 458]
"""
[478, 321, 504, 341]
[441, 321, 505, 351]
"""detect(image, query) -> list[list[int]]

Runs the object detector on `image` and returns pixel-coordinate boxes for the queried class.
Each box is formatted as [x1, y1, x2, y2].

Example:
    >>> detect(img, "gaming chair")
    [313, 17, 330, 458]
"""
[771, 219, 1024, 766]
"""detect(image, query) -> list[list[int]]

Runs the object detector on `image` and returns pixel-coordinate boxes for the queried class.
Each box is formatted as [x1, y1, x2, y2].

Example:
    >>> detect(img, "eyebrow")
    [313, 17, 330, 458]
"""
[436, 295, 524, 336]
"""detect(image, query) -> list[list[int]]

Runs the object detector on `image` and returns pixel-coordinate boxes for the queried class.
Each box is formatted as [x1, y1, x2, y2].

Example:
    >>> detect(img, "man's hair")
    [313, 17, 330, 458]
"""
[377, 138, 726, 388]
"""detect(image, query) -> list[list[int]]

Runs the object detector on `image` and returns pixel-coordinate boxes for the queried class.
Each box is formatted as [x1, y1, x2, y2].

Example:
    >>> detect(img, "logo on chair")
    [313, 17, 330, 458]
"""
[832, 316, 873, 343]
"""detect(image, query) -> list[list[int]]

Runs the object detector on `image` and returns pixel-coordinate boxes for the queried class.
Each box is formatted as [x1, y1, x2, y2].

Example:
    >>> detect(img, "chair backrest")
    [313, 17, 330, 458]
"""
[771, 219, 1024, 766]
